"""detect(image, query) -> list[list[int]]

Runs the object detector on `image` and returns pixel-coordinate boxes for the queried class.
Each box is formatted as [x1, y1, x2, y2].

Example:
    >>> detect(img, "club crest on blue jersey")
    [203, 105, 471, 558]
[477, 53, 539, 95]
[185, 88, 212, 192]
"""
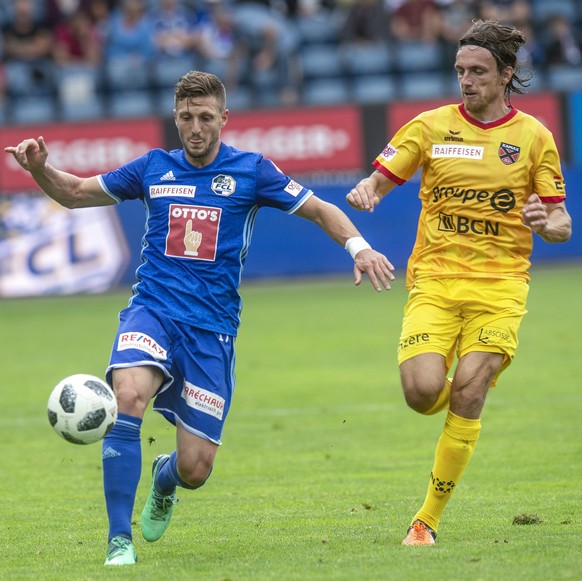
[498, 142, 520, 165]
[211, 174, 236, 196]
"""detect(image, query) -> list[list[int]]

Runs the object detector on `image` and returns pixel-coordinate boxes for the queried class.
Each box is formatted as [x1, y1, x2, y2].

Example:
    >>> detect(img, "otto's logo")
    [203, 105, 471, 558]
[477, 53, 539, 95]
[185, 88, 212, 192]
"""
[166, 204, 221, 261]
[498, 142, 520, 165]
[182, 381, 225, 420]
[211, 174, 236, 197]
[118, 332, 167, 360]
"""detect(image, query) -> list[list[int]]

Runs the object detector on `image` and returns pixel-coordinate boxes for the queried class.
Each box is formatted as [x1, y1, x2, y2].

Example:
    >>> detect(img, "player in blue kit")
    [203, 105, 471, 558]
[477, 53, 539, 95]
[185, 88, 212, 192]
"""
[5, 70, 395, 566]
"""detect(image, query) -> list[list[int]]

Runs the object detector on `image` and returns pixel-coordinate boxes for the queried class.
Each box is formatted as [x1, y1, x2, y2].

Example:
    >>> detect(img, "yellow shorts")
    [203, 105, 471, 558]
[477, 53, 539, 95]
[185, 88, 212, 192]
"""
[397, 278, 529, 384]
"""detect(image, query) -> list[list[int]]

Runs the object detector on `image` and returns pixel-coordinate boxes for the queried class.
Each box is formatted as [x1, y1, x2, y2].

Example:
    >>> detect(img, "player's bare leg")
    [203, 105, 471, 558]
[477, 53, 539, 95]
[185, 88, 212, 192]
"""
[141, 427, 218, 542]
[400, 352, 503, 545]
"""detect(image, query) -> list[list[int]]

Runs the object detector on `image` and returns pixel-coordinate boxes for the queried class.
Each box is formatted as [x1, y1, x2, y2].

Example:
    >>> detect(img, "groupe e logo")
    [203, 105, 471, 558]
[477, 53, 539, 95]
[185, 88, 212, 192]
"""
[490, 189, 516, 213]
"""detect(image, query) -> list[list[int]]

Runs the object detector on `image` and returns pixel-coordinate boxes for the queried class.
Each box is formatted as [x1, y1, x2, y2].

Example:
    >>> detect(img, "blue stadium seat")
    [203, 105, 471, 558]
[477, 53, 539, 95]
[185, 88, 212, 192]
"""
[10, 95, 58, 125]
[57, 65, 105, 121]
[546, 65, 582, 92]
[300, 44, 344, 80]
[103, 57, 151, 92]
[296, 13, 343, 45]
[151, 54, 197, 90]
[226, 85, 254, 110]
[352, 75, 398, 104]
[4, 60, 56, 97]
[108, 90, 156, 118]
[394, 40, 444, 73]
[531, 0, 577, 23]
[301, 78, 350, 106]
[157, 88, 176, 113]
[342, 42, 393, 77]
[399, 72, 447, 100]
[60, 95, 106, 122]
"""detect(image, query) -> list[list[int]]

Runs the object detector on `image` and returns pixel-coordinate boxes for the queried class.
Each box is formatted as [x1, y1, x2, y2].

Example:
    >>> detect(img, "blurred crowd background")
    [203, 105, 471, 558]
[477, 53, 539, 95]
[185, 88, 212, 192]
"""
[1, 0, 582, 124]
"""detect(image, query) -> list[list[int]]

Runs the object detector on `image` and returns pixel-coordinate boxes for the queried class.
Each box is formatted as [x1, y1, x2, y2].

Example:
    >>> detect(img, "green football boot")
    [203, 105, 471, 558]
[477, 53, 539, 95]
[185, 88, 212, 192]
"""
[141, 454, 178, 542]
[104, 536, 137, 565]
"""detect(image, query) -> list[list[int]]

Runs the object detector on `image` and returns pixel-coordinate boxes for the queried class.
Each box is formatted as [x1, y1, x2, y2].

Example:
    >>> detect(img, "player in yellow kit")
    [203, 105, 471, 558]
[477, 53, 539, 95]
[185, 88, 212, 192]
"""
[347, 19, 572, 545]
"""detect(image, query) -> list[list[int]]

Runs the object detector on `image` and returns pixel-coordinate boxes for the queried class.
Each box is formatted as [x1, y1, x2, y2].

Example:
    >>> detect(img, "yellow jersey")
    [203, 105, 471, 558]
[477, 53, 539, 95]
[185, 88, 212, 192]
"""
[373, 104, 566, 288]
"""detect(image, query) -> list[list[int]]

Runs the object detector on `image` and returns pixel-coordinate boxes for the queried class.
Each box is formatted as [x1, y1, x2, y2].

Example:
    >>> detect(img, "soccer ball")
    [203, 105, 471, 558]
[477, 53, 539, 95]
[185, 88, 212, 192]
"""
[47, 374, 117, 445]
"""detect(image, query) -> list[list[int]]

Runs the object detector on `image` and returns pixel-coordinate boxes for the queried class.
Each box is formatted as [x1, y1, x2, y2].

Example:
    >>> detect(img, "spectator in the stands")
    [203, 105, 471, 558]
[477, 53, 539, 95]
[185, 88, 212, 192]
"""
[231, 0, 302, 105]
[388, 0, 442, 43]
[543, 13, 582, 68]
[340, 0, 387, 44]
[151, 0, 201, 58]
[437, 0, 477, 64]
[476, 0, 530, 26]
[515, 19, 544, 73]
[102, 0, 156, 90]
[85, 0, 114, 39]
[53, 7, 102, 66]
[196, 0, 246, 91]
[2, 0, 54, 97]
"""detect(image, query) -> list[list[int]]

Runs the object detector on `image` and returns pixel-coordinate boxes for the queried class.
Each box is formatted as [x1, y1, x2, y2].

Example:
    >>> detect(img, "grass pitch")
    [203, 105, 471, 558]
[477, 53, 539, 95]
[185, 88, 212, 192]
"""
[0, 264, 580, 580]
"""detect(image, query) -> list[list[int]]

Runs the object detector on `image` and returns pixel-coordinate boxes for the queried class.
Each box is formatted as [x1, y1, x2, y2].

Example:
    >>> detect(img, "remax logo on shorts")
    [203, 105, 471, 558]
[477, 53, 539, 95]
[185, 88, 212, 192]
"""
[117, 332, 167, 360]
[182, 381, 225, 420]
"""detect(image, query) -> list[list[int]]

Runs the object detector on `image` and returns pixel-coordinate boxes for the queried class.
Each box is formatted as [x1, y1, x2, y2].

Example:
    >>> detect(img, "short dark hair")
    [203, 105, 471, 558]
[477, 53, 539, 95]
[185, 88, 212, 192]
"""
[458, 19, 531, 98]
[174, 71, 226, 111]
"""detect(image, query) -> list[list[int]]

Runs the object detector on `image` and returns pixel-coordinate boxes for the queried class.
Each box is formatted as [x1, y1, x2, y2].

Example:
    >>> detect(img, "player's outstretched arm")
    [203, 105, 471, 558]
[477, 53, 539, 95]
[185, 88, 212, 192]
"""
[346, 170, 397, 213]
[4, 136, 115, 209]
[522, 194, 572, 243]
[294, 195, 395, 292]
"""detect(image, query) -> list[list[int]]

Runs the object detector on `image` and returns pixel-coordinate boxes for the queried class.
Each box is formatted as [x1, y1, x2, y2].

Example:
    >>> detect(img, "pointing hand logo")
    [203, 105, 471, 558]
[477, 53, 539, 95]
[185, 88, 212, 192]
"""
[184, 219, 202, 256]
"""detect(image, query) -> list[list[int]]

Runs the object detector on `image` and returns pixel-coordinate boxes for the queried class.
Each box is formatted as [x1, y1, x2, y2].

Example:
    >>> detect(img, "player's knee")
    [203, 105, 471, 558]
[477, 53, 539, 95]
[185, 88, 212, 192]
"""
[403, 389, 432, 413]
[112, 367, 160, 417]
[177, 456, 214, 490]
[401, 379, 444, 414]
[114, 384, 149, 417]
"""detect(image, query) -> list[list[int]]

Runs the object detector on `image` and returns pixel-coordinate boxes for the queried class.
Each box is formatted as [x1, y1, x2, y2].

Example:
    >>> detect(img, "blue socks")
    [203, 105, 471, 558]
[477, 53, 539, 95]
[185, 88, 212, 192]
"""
[102, 413, 142, 541]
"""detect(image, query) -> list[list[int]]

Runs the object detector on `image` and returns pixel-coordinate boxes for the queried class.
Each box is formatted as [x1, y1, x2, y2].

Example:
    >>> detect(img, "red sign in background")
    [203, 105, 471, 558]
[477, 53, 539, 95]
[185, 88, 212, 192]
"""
[387, 92, 564, 154]
[0, 117, 164, 191]
[221, 105, 364, 174]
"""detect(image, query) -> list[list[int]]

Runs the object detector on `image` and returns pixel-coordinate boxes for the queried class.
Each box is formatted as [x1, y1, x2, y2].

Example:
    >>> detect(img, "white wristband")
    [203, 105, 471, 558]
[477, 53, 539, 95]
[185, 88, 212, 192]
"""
[345, 236, 372, 259]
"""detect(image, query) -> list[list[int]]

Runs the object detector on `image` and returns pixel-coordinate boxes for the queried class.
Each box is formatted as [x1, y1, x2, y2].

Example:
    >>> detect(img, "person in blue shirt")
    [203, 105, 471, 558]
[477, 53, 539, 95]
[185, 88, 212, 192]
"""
[5, 70, 394, 566]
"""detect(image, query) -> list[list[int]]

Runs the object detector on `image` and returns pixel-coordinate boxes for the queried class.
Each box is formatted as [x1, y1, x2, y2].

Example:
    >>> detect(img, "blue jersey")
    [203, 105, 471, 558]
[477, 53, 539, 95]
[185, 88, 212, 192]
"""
[98, 143, 313, 336]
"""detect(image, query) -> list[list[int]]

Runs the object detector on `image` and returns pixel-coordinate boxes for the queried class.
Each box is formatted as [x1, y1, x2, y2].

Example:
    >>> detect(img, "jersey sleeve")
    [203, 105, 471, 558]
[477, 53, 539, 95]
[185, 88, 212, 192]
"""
[98, 152, 151, 202]
[533, 130, 567, 204]
[254, 157, 313, 213]
[372, 115, 425, 185]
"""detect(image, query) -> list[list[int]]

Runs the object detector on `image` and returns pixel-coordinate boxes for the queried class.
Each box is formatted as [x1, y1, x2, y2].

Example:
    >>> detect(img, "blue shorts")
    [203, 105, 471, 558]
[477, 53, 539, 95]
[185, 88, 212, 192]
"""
[106, 305, 236, 445]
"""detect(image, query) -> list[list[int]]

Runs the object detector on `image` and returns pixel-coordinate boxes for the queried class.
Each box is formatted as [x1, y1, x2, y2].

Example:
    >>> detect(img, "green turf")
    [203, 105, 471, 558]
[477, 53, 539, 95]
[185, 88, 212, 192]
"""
[0, 264, 580, 580]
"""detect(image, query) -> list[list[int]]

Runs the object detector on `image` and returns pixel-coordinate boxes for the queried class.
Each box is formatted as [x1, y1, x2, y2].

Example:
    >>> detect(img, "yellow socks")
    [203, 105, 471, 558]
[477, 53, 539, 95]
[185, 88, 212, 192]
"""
[413, 410, 481, 532]
[421, 378, 452, 415]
